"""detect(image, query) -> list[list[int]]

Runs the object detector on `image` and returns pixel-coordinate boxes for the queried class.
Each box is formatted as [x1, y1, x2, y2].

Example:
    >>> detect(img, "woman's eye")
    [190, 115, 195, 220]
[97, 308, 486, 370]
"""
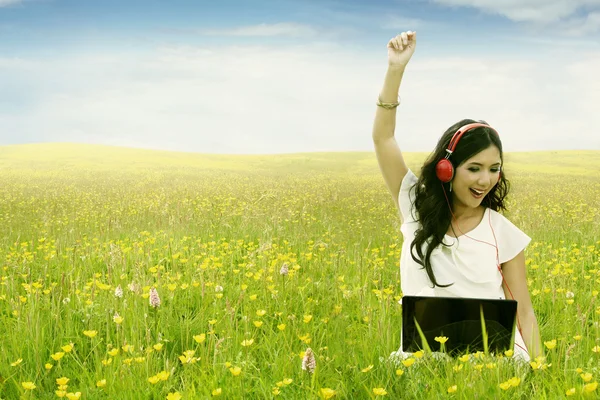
[491, 168, 500, 173]
[468, 168, 479, 172]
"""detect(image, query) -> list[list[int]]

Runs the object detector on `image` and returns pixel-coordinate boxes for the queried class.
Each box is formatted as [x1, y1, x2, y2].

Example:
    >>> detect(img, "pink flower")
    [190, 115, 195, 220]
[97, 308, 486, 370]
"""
[302, 348, 316, 374]
[149, 287, 161, 308]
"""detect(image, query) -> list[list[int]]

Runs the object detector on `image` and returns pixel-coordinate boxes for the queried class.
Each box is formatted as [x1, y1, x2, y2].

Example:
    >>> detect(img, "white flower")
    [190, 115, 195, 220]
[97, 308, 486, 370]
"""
[215, 285, 223, 293]
[114, 285, 123, 298]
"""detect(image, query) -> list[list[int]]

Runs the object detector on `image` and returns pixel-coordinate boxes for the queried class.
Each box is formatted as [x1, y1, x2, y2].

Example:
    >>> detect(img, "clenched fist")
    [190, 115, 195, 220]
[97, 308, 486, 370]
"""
[387, 31, 416, 67]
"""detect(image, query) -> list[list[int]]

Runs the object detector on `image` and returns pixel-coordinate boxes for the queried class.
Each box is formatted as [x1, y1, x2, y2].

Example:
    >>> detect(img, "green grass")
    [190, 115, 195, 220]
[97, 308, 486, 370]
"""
[0, 144, 598, 399]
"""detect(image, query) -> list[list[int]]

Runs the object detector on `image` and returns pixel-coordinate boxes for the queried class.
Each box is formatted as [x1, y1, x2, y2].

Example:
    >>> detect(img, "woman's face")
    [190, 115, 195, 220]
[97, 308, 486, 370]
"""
[452, 145, 502, 209]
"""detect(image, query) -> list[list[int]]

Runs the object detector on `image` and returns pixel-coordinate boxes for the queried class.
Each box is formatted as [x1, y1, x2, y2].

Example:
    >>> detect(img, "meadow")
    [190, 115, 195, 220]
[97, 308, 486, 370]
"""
[0, 143, 598, 399]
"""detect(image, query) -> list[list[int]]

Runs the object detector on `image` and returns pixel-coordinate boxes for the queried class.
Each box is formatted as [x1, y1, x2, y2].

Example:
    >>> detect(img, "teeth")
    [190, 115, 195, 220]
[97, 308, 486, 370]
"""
[471, 188, 483, 195]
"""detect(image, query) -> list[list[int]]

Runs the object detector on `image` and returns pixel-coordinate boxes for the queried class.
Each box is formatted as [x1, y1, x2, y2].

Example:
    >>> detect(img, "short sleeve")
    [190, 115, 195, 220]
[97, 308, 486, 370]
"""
[497, 216, 531, 264]
[398, 170, 418, 224]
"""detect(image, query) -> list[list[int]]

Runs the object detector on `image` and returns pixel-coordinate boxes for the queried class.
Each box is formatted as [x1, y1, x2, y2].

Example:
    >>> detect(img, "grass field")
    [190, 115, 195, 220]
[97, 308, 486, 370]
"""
[0, 143, 599, 399]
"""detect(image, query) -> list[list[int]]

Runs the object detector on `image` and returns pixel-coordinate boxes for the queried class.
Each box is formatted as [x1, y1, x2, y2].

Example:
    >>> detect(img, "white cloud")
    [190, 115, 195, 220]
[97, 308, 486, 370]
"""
[199, 22, 319, 38]
[381, 16, 428, 30]
[0, 0, 22, 6]
[0, 43, 598, 154]
[430, 0, 600, 21]
[560, 11, 600, 35]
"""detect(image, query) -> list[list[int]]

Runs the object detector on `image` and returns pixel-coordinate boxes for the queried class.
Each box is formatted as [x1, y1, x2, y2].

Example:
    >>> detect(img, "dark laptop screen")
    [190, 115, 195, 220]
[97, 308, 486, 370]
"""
[402, 296, 517, 356]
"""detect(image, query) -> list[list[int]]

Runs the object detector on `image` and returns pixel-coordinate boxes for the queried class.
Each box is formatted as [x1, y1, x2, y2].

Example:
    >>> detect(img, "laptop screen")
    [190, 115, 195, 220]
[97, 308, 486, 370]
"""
[402, 295, 517, 356]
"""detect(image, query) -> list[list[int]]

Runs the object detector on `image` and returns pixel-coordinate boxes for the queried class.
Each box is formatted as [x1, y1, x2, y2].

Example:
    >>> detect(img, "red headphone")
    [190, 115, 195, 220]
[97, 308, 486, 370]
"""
[435, 122, 501, 183]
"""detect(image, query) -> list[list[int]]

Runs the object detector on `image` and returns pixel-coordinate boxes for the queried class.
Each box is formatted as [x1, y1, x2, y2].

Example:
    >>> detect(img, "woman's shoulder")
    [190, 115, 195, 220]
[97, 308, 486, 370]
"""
[487, 208, 530, 236]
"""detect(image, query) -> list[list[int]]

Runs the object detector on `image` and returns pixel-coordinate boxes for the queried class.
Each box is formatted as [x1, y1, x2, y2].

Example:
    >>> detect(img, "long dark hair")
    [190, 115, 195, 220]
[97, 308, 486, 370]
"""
[409, 119, 510, 288]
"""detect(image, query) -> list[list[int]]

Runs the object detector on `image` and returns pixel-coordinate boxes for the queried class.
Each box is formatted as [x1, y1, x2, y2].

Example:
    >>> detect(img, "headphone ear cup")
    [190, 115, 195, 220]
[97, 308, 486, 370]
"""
[436, 159, 454, 183]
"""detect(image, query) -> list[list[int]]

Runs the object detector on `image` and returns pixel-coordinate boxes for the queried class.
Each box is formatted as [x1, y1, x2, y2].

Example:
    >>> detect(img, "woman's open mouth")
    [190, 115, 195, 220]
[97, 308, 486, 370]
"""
[470, 188, 485, 198]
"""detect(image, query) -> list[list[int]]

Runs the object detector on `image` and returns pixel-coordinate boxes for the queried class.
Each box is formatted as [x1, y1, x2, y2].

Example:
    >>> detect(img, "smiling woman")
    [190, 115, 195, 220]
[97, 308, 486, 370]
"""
[372, 31, 542, 362]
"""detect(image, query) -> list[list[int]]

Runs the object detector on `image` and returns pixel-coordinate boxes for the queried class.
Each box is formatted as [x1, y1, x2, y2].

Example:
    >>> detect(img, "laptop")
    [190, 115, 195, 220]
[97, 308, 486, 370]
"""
[401, 295, 517, 356]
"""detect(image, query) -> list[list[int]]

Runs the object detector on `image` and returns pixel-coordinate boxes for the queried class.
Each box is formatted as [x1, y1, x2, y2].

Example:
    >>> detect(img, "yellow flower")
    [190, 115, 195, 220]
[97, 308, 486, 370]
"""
[179, 350, 198, 364]
[504, 349, 514, 357]
[241, 339, 254, 347]
[229, 366, 242, 376]
[565, 388, 576, 396]
[282, 378, 293, 385]
[402, 358, 415, 367]
[157, 371, 170, 381]
[122, 344, 134, 353]
[83, 330, 98, 338]
[458, 354, 470, 363]
[55, 390, 66, 397]
[508, 377, 521, 387]
[448, 385, 457, 393]
[45, 363, 53, 370]
[580, 373, 593, 382]
[153, 343, 164, 351]
[304, 315, 313, 323]
[361, 364, 374, 373]
[413, 350, 424, 359]
[277, 324, 286, 331]
[319, 388, 336, 399]
[113, 315, 124, 324]
[583, 382, 598, 393]
[56, 377, 69, 385]
[167, 392, 182, 400]
[96, 379, 106, 387]
[396, 369, 404, 376]
[66, 392, 81, 399]
[499, 377, 520, 390]
[544, 339, 557, 350]
[11, 358, 23, 367]
[435, 336, 448, 344]
[193, 334, 206, 344]
[21, 382, 36, 390]
[573, 335, 582, 341]
[62, 344, 74, 353]
[592, 346, 600, 353]
[108, 348, 119, 357]
[253, 321, 263, 328]
[256, 310, 266, 317]
[212, 388, 222, 396]
[372, 387, 387, 396]
[148, 375, 160, 384]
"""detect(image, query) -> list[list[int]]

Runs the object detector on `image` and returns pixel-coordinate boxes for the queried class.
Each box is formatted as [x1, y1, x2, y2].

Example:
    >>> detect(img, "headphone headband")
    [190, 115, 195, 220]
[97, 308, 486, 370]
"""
[447, 122, 498, 154]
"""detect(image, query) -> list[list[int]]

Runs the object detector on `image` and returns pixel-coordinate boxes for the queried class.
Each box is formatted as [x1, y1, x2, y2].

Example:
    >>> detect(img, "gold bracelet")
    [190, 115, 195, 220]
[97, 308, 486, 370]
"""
[376, 96, 400, 109]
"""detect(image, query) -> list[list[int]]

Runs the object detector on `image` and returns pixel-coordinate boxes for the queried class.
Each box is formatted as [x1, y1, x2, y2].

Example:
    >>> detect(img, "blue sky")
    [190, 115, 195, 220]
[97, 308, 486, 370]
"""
[1, 0, 599, 153]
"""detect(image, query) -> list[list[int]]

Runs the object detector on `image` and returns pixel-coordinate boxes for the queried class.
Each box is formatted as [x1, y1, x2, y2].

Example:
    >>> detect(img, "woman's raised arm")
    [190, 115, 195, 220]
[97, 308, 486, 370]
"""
[372, 31, 416, 207]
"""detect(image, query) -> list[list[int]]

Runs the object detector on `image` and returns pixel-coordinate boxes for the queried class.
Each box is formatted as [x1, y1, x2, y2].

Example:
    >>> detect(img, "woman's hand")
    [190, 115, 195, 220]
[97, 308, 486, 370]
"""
[387, 31, 417, 67]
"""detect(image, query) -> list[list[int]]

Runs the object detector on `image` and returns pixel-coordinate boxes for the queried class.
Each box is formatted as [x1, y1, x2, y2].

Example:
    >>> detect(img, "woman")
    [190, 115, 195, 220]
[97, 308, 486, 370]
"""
[373, 31, 542, 362]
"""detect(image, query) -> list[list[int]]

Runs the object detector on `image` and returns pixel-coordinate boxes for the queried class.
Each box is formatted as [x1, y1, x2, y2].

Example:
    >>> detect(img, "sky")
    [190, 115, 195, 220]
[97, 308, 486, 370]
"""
[1, 0, 599, 154]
